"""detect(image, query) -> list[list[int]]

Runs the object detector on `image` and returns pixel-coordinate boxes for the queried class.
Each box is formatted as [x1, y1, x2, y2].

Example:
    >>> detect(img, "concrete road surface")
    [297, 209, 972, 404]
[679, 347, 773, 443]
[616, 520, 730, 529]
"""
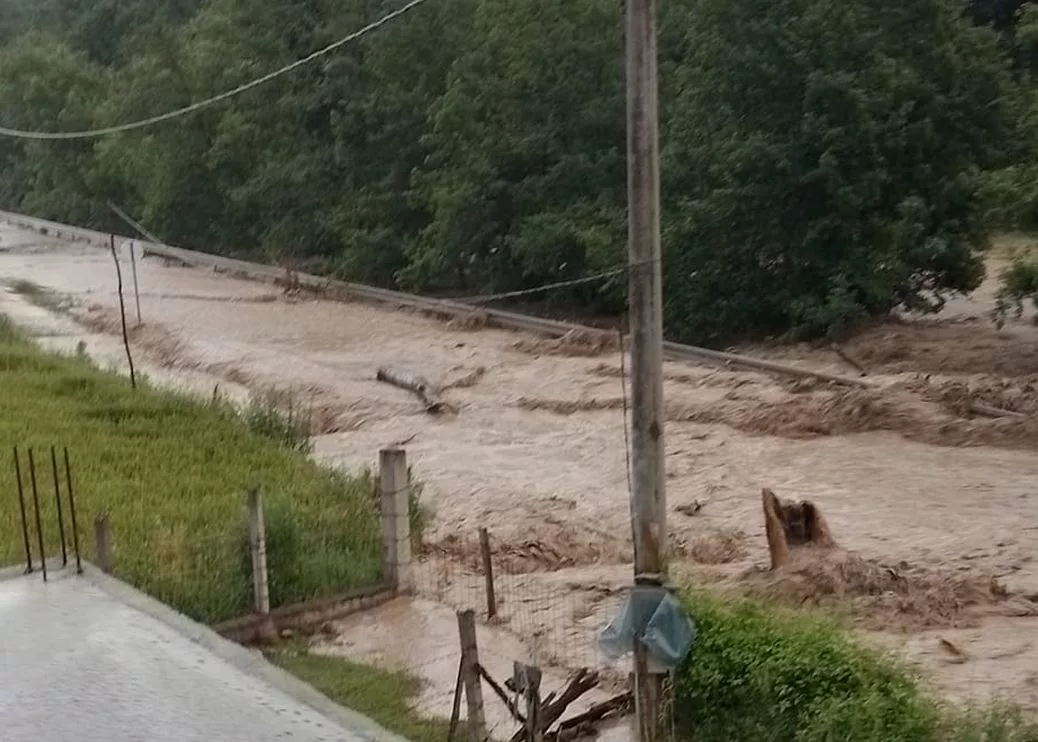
[0, 565, 408, 742]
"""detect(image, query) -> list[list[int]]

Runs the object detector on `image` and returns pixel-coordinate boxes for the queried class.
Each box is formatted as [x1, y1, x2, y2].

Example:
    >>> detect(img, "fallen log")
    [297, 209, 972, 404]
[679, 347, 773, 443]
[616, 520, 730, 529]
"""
[376, 367, 444, 414]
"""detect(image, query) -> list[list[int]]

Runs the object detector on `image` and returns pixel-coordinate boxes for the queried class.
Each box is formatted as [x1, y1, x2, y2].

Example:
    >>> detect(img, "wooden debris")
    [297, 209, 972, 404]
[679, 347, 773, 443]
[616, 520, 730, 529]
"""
[448, 656, 464, 742]
[762, 488, 836, 570]
[969, 402, 1027, 420]
[831, 343, 868, 377]
[550, 693, 633, 742]
[507, 669, 602, 742]
[938, 637, 969, 664]
[675, 500, 705, 517]
[376, 367, 445, 414]
[477, 663, 525, 724]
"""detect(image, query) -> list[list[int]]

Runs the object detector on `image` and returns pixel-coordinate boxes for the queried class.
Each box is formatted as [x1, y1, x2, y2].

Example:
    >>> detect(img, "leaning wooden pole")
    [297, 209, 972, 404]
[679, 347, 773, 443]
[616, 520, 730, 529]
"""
[108, 234, 137, 389]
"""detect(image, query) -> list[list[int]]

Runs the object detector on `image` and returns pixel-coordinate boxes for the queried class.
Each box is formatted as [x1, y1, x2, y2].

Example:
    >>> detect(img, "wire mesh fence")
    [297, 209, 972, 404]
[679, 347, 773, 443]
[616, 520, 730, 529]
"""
[412, 528, 632, 677]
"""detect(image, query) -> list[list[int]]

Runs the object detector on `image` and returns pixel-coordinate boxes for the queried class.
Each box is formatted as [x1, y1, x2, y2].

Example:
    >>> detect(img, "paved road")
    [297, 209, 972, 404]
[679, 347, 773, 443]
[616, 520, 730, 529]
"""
[0, 567, 398, 742]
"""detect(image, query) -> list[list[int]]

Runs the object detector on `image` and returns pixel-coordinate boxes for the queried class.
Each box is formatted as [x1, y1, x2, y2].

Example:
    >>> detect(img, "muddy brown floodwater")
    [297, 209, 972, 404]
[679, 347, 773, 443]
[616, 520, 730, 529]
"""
[3, 224, 1038, 724]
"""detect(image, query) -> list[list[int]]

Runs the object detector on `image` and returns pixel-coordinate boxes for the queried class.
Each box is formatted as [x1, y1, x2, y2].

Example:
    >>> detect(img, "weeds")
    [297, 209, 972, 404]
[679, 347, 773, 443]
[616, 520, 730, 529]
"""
[677, 593, 1038, 742]
[0, 324, 381, 622]
[354, 464, 433, 551]
[240, 388, 313, 454]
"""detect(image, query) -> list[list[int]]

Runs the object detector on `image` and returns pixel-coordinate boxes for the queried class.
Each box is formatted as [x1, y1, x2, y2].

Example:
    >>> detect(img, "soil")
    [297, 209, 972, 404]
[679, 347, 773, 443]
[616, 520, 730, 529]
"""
[4, 224, 1038, 718]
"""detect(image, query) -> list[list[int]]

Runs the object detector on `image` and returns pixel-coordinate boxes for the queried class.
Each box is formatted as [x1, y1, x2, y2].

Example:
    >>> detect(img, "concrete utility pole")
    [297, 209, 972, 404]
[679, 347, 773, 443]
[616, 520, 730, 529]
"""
[624, 0, 667, 738]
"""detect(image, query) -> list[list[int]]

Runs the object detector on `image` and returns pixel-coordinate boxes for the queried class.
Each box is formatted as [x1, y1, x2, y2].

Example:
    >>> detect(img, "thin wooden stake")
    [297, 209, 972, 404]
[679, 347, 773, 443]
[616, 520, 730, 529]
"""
[477, 663, 525, 724]
[448, 656, 465, 742]
[109, 234, 137, 389]
[515, 663, 542, 742]
[128, 239, 143, 326]
[479, 527, 497, 619]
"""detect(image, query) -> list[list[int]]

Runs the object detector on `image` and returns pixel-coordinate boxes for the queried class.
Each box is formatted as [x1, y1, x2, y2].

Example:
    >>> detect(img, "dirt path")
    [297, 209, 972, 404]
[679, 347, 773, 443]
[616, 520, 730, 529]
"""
[3, 224, 1038, 712]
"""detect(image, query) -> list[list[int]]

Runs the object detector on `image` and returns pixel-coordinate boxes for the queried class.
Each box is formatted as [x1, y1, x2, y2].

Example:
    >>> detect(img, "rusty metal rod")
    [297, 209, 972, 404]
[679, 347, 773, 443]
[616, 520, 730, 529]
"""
[27, 448, 47, 582]
[50, 446, 68, 567]
[12, 447, 33, 573]
[64, 447, 82, 574]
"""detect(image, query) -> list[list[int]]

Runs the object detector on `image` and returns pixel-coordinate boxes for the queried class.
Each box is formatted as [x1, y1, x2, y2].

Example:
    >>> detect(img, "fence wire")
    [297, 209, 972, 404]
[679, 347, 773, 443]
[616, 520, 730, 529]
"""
[412, 529, 631, 679]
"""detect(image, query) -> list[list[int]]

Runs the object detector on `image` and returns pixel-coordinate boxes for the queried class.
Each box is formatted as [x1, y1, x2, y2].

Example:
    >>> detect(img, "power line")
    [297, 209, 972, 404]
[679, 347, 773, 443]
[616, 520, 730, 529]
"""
[108, 199, 638, 309]
[0, 0, 430, 141]
[453, 267, 627, 304]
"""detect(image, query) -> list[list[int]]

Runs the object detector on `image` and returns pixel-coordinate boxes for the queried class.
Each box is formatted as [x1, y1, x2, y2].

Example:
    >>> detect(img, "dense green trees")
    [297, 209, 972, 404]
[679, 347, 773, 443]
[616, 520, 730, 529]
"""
[662, 0, 1008, 340]
[0, 0, 1020, 343]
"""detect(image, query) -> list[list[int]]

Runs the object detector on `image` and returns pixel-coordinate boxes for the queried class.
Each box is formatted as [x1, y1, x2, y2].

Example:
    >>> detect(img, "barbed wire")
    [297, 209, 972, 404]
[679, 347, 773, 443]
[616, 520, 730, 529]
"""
[0, 0, 431, 141]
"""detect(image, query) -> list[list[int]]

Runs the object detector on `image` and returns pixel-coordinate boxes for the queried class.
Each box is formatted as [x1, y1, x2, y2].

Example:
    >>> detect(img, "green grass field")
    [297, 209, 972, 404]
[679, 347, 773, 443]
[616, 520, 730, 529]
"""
[0, 315, 381, 622]
[266, 646, 453, 742]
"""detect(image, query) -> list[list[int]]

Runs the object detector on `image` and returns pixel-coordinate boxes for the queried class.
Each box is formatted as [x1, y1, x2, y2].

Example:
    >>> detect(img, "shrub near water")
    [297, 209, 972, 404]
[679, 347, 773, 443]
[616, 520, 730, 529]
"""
[676, 594, 933, 742]
[675, 594, 1038, 742]
[0, 323, 381, 622]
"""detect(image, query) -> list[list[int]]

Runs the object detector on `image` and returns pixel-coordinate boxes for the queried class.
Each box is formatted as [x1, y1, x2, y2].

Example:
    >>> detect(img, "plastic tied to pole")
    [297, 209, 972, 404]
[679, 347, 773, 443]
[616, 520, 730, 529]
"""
[598, 585, 696, 672]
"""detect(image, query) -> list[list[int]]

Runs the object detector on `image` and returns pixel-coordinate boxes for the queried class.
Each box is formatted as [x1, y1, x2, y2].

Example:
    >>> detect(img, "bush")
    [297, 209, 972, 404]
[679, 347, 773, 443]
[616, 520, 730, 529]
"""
[993, 259, 1038, 328]
[675, 595, 1038, 742]
[676, 594, 936, 742]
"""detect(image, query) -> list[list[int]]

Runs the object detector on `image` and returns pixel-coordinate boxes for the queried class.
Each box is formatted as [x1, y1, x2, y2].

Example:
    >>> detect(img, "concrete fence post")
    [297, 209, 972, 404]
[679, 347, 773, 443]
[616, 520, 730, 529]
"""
[247, 488, 270, 615]
[379, 447, 412, 593]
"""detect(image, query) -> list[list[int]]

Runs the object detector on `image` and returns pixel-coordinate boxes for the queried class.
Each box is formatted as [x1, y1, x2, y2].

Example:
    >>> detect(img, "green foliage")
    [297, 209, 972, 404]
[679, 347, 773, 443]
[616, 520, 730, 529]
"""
[677, 594, 934, 742]
[993, 258, 1038, 327]
[407, 0, 625, 310]
[676, 594, 1038, 742]
[661, 0, 1007, 342]
[0, 0, 1016, 343]
[0, 326, 381, 622]
[240, 388, 314, 455]
[266, 645, 453, 742]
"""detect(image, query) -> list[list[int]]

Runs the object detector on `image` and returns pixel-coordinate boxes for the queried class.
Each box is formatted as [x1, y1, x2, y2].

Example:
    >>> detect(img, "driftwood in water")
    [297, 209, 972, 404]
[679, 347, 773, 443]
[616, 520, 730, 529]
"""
[376, 367, 444, 413]
[969, 402, 1027, 420]
[830, 343, 867, 377]
[762, 488, 835, 570]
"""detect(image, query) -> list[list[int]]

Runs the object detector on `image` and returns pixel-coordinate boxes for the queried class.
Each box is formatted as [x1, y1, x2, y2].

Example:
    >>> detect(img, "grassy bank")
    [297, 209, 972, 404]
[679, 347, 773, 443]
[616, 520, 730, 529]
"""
[677, 594, 1038, 742]
[266, 646, 452, 742]
[0, 315, 381, 622]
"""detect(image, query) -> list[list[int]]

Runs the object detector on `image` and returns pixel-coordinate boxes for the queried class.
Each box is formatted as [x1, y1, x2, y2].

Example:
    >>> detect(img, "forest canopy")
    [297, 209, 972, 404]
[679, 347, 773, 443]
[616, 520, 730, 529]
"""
[0, 0, 1027, 343]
